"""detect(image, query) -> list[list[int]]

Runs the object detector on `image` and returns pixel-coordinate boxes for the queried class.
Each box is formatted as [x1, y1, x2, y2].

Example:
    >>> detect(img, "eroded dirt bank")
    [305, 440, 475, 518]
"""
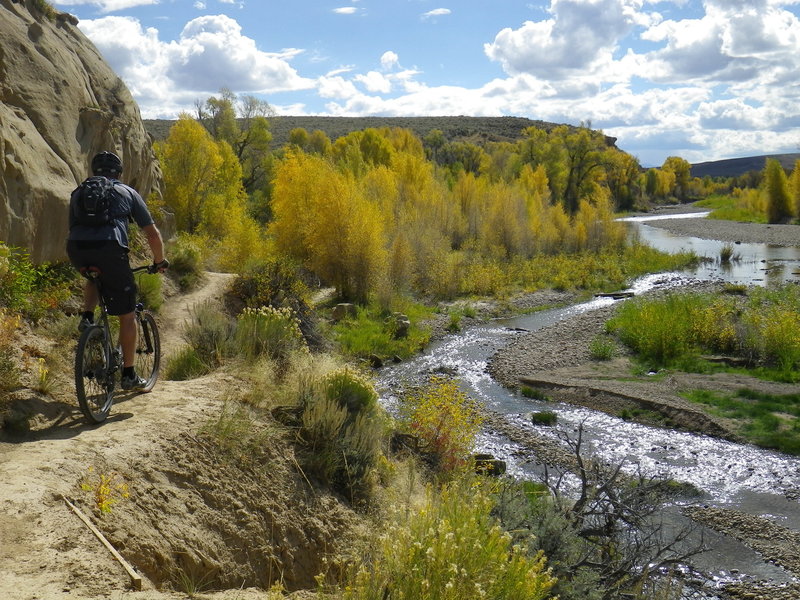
[0, 273, 359, 600]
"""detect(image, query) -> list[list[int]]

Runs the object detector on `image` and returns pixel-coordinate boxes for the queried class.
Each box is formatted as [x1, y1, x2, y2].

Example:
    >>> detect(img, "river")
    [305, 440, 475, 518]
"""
[376, 214, 800, 598]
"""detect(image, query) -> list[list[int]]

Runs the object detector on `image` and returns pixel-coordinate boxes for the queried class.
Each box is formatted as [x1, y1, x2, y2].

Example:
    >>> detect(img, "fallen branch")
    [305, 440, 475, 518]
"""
[62, 495, 142, 591]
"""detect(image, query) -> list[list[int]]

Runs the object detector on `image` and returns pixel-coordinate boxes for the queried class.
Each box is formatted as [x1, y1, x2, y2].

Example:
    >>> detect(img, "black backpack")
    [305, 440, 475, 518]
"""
[73, 176, 118, 227]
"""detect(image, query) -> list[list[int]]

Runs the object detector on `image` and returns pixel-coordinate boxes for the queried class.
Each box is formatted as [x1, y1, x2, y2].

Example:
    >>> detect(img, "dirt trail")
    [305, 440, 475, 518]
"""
[0, 272, 235, 600]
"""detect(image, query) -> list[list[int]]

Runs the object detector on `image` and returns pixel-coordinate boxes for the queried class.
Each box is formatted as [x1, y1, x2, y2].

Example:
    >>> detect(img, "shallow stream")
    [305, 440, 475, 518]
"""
[376, 214, 800, 595]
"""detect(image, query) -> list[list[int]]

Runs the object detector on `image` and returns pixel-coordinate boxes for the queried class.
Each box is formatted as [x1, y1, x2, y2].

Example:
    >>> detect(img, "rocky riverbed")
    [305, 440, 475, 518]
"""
[631, 204, 800, 247]
[479, 212, 800, 600]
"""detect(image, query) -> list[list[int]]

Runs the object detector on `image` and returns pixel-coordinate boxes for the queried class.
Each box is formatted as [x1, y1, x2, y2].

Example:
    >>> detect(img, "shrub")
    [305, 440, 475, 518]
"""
[167, 233, 204, 290]
[231, 256, 309, 309]
[402, 377, 483, 474]
[181, 300, 236, 369]
[340, 479, 556, 600]
[588, 335, 615, 360]
[0, 309, 21, 394]
[235, 306, 307, 365]
[136, 272, 163, 312]
[299, 367, 384, 503]
[530, 411, 557, 426]
[321, 367, 377, 414]
[164, 346, 211, 381]
[0, 243, 74, 322]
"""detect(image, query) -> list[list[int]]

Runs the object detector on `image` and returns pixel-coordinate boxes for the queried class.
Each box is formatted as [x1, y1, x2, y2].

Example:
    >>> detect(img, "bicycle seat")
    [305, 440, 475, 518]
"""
[79, 266, 103, 279]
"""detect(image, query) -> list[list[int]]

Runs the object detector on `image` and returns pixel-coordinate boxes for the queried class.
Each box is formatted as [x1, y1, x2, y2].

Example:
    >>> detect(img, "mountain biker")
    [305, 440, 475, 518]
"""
[66, 151, 169, 391]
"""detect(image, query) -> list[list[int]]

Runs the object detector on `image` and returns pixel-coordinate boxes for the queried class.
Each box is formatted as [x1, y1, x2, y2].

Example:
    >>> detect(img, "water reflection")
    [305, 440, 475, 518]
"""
[620, 213, 800, 286]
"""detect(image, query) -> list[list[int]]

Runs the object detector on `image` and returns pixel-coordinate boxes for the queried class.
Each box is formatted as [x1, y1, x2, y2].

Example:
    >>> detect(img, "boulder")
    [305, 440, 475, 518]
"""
[0, 0, 165, 262]
[331, 303, 357, 321]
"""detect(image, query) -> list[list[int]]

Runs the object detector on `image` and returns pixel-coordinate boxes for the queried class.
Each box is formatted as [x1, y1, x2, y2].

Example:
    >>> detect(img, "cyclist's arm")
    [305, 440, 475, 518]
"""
[142, 223, 165, 265]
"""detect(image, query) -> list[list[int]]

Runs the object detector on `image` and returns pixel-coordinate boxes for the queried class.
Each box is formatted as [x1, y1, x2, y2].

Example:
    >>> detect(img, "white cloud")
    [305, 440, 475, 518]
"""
[317, 75, 361, 99]
[381, 51, 399, 70]
[422, 8, 451, 19]
[194, 1, 206, 9]
[77, 14, 314, 116]
[55, 0, 157, 11]
[355, 71, 392, 94]
[333, 7, 358, 14]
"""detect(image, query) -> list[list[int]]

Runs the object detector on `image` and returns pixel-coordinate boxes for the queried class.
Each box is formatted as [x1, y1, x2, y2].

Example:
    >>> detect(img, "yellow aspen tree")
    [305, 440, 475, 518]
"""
[789, 159, 800, 219]
[155, 115, 223, 234]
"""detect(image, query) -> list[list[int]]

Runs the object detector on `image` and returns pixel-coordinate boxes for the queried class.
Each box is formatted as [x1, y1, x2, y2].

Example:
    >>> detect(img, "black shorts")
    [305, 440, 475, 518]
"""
[66, 241, 137, 316]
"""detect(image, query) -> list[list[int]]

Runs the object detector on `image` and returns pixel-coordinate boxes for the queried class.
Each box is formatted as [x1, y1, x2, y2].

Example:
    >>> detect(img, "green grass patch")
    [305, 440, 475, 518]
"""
[588, 335, 616, 360]
[695, 193, 766, 223]
[530, 411, 558, 426]
[520, 386, 551, 401]
[332, 301, 432, 360]
[607, 284, 800, 378]
[682, 388, 800, 455]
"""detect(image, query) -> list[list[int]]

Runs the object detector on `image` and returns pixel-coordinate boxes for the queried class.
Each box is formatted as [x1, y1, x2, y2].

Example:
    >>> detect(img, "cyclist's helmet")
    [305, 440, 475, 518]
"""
[91, 151, 123, 176]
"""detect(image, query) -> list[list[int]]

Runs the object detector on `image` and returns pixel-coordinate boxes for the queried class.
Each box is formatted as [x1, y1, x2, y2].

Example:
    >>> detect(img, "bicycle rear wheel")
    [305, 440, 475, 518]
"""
[75, 326, 115, 423]
[134, 311, 160, 392]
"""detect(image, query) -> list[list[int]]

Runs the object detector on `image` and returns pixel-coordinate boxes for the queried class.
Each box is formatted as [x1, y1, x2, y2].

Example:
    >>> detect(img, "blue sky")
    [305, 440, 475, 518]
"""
[51, 0, 800, 167]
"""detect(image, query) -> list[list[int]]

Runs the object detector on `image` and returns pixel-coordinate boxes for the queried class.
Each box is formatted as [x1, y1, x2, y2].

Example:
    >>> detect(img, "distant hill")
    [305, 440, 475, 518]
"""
[690, 153, 800, 178]
[143, 115, 619, 149]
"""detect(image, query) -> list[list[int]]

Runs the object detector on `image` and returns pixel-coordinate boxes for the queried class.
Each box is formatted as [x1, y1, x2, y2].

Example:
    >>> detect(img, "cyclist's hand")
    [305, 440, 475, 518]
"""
[149, 259, 170, 274]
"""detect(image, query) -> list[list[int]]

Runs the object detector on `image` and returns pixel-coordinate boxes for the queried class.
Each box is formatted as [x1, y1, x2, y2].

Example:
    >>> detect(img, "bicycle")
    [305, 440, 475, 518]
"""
[74, 264, 161, 424]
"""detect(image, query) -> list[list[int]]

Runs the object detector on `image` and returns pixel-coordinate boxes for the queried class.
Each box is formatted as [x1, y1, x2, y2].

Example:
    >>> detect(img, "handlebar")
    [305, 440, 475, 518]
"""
[132, 259, 170, 275]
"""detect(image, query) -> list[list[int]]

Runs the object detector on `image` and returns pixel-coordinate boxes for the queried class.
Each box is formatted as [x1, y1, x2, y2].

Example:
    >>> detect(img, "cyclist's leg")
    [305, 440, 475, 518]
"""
[118, 312, 136, 368]
[82, 279, 99, 313]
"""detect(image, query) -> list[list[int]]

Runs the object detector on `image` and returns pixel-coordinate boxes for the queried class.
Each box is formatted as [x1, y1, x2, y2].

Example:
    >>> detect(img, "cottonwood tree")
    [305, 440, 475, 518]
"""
[662, 156, 692, 201]
[196, 89, 275, 207]
[764, 158, 792, 223]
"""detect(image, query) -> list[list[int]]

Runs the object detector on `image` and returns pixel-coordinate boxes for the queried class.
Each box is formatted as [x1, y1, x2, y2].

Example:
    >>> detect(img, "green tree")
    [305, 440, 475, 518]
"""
[765, 158, 793, 223]
[552, 125, 608, 214]
[288, 127, 309, 149]
[662, 156, 692, 201]
[197, 89, 275, 199]
[423, 128, 445, 162]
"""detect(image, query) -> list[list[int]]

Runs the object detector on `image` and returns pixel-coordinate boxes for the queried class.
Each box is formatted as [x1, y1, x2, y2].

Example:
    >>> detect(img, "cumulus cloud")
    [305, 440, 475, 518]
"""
[77, 14, 314, 116]
[381, 51, 399, 70]
[333, 7, 358, 14]
[355, 71, 393, 94]
[485, 0, 643, 78]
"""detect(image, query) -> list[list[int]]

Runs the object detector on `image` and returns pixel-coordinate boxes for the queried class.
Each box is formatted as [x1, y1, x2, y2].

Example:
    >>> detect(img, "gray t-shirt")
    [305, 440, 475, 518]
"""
[68, 179, 154, 249]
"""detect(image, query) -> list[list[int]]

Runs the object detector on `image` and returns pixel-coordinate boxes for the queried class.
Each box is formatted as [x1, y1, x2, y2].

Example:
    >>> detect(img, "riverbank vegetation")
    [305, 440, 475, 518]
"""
[682, 388, 800, 455]
[606, 284, 800, 454]
[697, 157, 800, 224]
[607, 284, 800, 381]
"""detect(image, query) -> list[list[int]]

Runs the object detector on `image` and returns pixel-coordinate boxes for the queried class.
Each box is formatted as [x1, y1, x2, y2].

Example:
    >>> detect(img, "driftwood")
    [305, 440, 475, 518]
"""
[63, 496, 142, 591]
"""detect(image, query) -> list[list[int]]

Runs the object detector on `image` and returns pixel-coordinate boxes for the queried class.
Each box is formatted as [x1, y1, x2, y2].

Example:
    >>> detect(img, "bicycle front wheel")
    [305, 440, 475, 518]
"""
[75, 326, 114, 423]
[135, 311, 160, 392]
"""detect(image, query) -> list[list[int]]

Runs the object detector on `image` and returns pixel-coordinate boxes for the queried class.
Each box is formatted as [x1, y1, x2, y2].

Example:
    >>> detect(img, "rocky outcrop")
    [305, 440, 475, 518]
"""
[0, 0, 164, 262]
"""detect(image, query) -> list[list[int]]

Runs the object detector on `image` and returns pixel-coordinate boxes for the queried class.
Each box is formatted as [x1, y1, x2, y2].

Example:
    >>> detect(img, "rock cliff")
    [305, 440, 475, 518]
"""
[0, 0, 164, 262]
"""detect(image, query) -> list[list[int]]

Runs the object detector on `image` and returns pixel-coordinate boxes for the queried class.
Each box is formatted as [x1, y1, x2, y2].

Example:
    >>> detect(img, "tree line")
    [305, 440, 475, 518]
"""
[153, 90, 800, 304]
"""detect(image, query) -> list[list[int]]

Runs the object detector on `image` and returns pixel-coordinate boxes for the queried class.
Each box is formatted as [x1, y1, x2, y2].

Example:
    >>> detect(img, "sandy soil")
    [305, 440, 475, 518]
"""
[0, 273, 357, 600]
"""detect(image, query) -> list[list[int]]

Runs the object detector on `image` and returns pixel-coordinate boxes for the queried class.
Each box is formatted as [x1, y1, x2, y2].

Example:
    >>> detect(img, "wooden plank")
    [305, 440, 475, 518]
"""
[63, 496, 142, 591]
